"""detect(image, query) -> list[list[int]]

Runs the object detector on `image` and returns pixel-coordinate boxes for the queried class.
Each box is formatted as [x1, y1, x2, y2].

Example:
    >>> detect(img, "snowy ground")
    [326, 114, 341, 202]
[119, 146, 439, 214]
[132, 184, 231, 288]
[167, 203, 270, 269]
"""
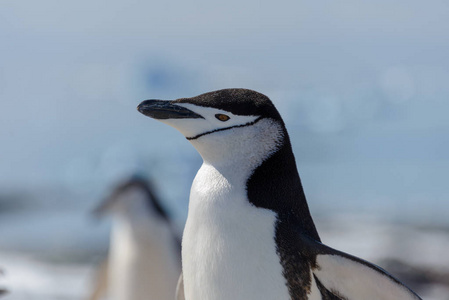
[0, 252, 95, 300]
[1, 215, 448, 300]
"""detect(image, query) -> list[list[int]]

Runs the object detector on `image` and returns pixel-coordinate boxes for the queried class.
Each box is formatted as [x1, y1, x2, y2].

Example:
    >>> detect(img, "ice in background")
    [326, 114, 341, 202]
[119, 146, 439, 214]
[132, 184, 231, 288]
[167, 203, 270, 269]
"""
[1, 1, 449, 299]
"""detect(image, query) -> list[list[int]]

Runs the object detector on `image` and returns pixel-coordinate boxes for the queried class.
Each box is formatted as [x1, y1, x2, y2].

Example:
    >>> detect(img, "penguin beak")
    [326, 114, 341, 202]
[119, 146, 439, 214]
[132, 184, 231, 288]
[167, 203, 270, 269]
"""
[92, 196, 116, 217]
[137, 100, 203, 120]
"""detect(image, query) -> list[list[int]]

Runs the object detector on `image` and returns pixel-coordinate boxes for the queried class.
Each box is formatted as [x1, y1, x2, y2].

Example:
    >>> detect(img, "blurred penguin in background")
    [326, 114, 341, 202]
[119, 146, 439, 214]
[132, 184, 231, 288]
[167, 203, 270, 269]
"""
[88, 176, 181, 300]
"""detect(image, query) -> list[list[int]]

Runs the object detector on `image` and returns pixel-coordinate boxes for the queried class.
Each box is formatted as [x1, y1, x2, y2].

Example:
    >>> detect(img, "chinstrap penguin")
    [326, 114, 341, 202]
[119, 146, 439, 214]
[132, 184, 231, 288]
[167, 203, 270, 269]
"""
[89, 177, 181, 300]
[137, 89, 422, 300]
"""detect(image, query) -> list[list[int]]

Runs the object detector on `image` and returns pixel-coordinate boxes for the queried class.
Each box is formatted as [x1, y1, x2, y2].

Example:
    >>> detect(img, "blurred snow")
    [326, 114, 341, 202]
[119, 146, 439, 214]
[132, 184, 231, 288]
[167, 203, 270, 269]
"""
[0, 252, 94, 300]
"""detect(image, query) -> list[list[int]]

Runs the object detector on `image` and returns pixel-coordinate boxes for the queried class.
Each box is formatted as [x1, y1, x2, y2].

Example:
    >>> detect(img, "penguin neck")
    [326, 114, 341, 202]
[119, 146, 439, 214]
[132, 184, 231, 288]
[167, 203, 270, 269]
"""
[190, 119, 320, 241]
[113, 207, 173, 246]
[189, 118, 284, 181]
[247, 134, 320, 241]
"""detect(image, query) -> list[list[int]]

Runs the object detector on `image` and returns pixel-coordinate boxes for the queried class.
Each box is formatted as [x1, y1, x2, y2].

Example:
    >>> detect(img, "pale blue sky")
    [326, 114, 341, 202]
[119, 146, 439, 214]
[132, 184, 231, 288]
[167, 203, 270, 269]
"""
[1, 0, 448, 220]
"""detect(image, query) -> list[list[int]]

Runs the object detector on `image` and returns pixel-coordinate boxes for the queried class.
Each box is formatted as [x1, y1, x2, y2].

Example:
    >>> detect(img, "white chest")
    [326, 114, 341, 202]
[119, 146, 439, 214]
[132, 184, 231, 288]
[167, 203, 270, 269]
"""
[108, 219, 180, 300]
[181, 164, 290, 300]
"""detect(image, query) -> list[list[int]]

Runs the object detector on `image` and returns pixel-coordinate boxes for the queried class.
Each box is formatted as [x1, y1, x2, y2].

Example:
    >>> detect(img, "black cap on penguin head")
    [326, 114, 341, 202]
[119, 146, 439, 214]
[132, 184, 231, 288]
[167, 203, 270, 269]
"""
[93, 175, 169, 222]
[173, 89, 284, 122]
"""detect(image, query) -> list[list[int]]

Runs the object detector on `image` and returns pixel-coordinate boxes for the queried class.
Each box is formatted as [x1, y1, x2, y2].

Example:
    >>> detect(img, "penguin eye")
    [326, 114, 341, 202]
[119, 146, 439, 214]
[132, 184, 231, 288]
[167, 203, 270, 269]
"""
[215, 114, 230, 122]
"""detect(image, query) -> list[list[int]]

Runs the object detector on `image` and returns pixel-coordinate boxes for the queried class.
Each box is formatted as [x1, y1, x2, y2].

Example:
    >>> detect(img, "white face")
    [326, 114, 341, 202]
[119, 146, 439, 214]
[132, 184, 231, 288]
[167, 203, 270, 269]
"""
[157, 103, 260, 139]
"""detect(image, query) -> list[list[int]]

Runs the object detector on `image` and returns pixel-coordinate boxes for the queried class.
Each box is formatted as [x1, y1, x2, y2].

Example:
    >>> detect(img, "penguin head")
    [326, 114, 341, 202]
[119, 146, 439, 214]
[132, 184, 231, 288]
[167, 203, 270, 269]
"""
[94, 177, 168, 221]
[138, 89, 287, 165]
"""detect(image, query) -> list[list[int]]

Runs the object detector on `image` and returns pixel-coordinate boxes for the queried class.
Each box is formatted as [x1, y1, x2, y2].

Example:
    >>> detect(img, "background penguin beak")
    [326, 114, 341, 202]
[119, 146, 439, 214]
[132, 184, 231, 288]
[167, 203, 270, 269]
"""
[137, 100, 203, 119]
[92, 196, 115, 217]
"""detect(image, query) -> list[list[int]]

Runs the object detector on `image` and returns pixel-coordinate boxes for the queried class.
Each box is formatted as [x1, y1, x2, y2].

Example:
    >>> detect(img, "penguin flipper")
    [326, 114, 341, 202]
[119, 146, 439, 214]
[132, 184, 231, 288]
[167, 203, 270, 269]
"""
[300, 235, 422, 300]
[176, 273, 185, 300]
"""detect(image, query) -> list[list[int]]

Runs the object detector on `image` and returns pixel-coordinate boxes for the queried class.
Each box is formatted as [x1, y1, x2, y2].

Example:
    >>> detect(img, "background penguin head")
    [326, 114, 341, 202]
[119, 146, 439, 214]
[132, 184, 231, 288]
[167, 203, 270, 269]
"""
[93, 176, 169, 222]
[138, 89, 288, 164]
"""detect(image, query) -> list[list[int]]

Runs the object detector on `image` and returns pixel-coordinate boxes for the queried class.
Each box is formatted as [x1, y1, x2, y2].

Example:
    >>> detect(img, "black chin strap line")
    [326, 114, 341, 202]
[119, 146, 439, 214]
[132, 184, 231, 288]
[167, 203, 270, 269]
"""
[186, 116, 264, 141]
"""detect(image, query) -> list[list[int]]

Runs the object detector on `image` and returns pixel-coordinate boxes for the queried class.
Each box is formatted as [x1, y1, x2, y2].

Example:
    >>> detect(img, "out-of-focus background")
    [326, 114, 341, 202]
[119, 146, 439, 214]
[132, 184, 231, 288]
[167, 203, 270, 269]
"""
[1, 1, 448, 299]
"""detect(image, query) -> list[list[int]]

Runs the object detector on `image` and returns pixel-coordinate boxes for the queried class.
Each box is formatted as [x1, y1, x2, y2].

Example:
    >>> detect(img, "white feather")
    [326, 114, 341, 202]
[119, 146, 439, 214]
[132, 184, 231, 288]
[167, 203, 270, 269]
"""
[308, 270, 323, 300]
[107, 188, 180, 300]
[155, 103, 259, 139]
[314, 254, 421, 300]
[181, 117, 290, 300]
